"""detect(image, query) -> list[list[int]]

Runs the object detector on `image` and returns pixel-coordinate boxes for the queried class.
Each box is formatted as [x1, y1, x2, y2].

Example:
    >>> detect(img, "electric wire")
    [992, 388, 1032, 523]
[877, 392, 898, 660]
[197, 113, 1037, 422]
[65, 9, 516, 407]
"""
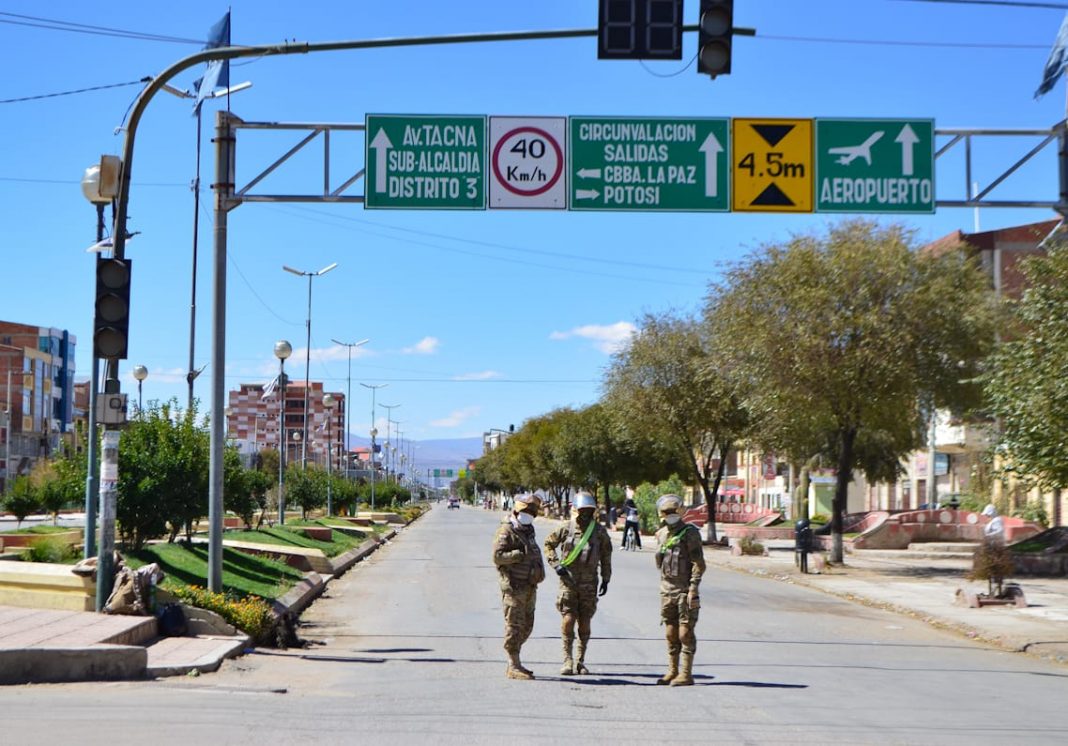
[0, 78, 150, 104]
[0, 11, 206, 44]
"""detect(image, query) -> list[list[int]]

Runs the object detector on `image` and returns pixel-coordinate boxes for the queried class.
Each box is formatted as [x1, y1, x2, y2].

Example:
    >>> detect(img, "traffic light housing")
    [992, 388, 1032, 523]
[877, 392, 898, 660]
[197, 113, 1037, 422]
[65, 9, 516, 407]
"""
[598, 0, 683, 60]
[698, 0, 733, 77]
[94, 257, 132, 359]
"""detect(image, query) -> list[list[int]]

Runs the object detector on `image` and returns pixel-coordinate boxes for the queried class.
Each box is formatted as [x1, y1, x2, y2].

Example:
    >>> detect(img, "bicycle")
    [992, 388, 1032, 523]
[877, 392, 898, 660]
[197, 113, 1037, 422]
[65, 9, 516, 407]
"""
[623, 524, 639, 551]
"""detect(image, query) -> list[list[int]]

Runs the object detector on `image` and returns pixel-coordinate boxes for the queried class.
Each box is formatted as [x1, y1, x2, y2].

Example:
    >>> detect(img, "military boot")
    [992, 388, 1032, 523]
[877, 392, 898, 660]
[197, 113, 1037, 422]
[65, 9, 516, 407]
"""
[506, 651, 534, 680]
[658, 626, 680, 685]
[574, 638, 590, 675]
[669, 651, 694, 686]
[560, 636, 575, 676]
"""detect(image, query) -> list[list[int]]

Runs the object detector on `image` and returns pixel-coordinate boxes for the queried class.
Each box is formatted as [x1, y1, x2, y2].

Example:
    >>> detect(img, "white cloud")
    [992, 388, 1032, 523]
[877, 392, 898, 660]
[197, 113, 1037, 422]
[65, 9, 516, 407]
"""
[430, 406, 480, 428]
[452, 370, 502, 381]
[549, 321, 637, 353]
[402, 336, 440, 355]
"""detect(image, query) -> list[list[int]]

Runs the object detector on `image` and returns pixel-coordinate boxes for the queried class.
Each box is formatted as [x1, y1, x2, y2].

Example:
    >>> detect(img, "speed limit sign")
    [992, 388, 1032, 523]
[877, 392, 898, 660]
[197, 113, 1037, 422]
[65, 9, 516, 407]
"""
[489, 117, 567, 209]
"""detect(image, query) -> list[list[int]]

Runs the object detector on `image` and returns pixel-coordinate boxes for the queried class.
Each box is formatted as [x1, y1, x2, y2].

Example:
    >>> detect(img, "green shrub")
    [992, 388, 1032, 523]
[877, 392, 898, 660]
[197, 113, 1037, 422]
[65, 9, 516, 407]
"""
[1011, 500, 1049, 528]
[22, 537, 78, 563]
[809, 513, 830, 525]
[738, 533, 765, 556]
[968, 536, 1016, 597]
[170, 584, 275, 643]
[3, 477, 42, 529]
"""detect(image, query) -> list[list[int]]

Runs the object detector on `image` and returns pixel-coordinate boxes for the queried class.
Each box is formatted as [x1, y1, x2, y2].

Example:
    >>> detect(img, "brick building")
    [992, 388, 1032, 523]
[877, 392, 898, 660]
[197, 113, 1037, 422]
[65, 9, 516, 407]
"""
[226, 380, 345, 470]
[0, 320, 77, 491]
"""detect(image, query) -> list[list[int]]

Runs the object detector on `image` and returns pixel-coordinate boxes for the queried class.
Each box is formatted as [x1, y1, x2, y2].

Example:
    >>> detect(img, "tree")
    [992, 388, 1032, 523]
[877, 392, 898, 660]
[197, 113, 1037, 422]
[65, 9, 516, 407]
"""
[604, 311, 751, 542]
[223, 447, 260, 529]
[118, 399, 209, 548]
[709, 220, 996, 562]
[984, 241, 1068, 493]
[554, 404, 635, 526]
[2, 476, 41, 529]
[284, 465, 327, 520]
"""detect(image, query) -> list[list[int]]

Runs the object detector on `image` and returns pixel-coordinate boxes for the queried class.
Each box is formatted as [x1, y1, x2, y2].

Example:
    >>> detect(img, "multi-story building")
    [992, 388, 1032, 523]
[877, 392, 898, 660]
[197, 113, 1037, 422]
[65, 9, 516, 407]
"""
[226, 380, 344, 470]
[0, 320, 77, 491]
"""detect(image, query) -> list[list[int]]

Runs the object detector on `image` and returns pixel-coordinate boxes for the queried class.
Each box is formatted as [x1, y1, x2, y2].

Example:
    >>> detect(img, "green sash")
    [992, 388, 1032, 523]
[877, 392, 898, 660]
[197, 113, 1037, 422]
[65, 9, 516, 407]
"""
[658, 524, 690, 554]
[560, 519, 596, 568]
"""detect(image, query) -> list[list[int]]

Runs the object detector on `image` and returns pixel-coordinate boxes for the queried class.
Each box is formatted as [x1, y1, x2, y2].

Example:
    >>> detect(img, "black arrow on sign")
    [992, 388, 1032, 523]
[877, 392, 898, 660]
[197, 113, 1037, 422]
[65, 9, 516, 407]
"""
[751, 182, 794, 207]
[752, 124, 794, 148]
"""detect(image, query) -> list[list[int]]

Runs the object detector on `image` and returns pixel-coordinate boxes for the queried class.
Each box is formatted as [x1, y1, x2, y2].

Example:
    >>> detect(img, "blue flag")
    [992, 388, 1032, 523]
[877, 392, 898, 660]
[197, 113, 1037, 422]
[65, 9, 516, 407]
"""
[1036, 13, 1068, 99]
[193, 11, 231, 115]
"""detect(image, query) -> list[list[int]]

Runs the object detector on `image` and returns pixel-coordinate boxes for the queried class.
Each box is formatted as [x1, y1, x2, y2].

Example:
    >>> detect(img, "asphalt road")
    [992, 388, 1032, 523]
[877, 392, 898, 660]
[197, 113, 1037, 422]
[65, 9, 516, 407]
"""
[2, 505, 1067, 745]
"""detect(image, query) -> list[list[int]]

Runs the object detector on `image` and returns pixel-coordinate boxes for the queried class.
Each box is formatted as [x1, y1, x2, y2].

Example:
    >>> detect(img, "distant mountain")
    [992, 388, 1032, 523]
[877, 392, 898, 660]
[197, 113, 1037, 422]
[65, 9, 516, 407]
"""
[346, 434, 481, 472]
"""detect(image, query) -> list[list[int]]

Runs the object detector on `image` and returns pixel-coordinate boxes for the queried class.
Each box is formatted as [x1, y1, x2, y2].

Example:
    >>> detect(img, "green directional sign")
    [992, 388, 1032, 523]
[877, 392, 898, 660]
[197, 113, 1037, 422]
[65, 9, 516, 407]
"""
[569, 117, 729, 211]
[365, 114, 486, 210]
[815, 119, 935, 214]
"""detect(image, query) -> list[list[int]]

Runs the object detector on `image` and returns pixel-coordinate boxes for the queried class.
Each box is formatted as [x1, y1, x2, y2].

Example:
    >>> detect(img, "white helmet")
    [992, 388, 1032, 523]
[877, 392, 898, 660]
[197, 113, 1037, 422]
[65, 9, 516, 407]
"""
[656, 494, 683, 516]
[573, 492, 597, 511]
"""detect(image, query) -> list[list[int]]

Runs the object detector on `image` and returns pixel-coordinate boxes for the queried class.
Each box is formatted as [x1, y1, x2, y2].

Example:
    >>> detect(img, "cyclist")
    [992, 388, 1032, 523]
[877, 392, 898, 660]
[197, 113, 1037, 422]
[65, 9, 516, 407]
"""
[621, 497, 642, 550]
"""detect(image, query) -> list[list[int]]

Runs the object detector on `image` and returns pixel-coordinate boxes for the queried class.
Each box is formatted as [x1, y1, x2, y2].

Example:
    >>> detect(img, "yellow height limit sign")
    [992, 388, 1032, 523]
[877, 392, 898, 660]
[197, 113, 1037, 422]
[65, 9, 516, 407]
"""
[732, 118, 813, 212]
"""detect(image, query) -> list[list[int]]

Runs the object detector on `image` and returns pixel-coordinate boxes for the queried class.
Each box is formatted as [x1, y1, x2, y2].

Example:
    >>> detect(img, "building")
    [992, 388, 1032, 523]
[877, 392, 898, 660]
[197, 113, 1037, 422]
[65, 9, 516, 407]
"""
[226, 380, 344, 470]
[0, 320, 77, 492]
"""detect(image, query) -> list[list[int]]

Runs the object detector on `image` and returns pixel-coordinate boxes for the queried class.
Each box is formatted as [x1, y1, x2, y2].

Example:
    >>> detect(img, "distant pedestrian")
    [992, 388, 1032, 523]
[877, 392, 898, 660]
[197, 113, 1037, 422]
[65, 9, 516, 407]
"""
[622, 498, 642, 550]
[654, 494, 705, 686]
[492, 493, 546, 680]
[544, 492, 612, 675]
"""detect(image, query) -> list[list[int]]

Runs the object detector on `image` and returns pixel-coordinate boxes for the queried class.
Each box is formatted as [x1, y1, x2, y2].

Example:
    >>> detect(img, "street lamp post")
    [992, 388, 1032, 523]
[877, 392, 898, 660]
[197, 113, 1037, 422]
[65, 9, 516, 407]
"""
[380, 403, 400, 483]
[132, 365, 148, 415]
[323, 393, 336, 516]
[283, 262, 337, 468]
[331, 338, 369, 476]
[274, 340, 292, 524]
[360, 383, 387, 511]
[80, 164, 110, 560]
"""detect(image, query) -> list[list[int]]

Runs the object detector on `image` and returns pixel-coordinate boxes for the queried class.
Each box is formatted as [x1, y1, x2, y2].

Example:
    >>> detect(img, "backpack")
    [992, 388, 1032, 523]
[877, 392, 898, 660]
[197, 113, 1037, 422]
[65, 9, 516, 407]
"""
[157, 603, 189, 637]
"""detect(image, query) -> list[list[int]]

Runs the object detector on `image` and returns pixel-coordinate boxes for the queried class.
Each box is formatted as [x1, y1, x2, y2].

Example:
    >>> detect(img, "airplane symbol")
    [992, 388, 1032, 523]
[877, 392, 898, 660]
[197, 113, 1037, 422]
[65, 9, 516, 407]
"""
[828, 131, 884, 166]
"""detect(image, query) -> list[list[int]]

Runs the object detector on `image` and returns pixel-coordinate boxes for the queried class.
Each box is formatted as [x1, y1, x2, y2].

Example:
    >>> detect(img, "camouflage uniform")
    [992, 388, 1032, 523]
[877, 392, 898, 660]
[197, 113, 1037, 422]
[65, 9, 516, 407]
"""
[544, 518, 613, 674]
[493, 515, 545, 678]
[655, 521, 706, 686]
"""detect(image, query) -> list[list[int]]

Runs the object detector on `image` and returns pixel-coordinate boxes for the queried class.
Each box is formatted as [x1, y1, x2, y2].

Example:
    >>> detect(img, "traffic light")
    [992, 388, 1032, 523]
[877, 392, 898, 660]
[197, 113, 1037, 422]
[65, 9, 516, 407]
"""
[698, 0, 733, 77]
[93, 257, 132, 359]
[598, 0, 683, 60]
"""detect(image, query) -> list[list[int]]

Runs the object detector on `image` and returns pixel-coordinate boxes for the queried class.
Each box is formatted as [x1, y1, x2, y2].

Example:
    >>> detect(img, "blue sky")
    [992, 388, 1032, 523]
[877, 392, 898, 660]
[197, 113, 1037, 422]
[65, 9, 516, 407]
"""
[2, 0, 1066, 452]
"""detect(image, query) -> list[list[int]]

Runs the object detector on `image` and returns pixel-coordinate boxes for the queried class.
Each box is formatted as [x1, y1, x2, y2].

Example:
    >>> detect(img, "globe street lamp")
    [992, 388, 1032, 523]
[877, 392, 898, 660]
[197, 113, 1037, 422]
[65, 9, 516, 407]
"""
[274, 340, 292, 525]
[323, 393, 336, 516]
[282, 262, 338, 468]
[132, 365, 148, 415]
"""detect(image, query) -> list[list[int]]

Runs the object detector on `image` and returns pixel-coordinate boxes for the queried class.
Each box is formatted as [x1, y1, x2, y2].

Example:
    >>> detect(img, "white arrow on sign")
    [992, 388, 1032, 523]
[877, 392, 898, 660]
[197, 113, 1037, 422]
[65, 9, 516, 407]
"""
[369, 128, 393, 193]
[698, 132, 724, 198]
[577, 168, 602, 179]
[894, 124, 919, 177]
[575, 189, 600, 200]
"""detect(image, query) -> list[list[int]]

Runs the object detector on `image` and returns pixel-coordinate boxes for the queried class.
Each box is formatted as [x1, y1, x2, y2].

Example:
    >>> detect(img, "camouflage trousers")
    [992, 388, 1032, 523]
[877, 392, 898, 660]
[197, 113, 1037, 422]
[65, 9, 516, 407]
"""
[556, 581, 598, 622]
[502, 585, 537, 653]
[660, 588, 698, 655]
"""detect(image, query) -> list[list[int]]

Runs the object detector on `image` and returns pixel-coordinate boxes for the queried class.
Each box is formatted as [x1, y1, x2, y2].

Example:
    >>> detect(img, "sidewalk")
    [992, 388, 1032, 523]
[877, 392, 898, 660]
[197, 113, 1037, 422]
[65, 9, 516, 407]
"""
[703, 544, 1068, 666]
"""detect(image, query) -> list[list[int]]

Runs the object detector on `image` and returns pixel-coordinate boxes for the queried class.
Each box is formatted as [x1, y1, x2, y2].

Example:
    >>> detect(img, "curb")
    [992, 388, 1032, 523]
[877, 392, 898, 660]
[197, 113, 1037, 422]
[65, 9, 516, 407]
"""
[0, 644, 147, 685]
[708, 554, 1068, 667]
[271, 572, 326, 618]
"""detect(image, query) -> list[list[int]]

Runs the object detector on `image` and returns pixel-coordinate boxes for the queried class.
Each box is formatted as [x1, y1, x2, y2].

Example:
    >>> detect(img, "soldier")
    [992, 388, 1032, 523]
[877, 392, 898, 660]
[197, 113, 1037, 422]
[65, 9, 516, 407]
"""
[654, 493, 706, 687]
[492, 493, 546, 680]
[544, 492, 612, 675]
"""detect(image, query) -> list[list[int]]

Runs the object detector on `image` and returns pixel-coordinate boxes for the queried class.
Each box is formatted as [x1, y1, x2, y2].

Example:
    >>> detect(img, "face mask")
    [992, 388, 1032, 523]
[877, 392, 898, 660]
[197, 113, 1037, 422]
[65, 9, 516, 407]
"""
[516, 512, 535, 526]
[574, 510, 594, 523]
[664, 514, 681, 526]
